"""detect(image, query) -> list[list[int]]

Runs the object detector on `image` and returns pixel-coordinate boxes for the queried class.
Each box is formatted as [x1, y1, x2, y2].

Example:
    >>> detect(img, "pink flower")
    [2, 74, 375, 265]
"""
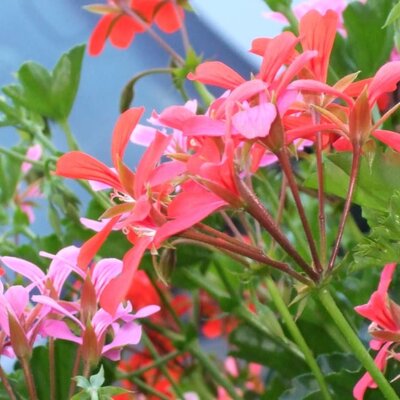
[353, 263, 400, 399]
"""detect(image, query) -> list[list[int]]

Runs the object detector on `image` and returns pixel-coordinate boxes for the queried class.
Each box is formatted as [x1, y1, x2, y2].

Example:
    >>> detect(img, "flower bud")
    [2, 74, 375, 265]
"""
[8, 311, 31, 360]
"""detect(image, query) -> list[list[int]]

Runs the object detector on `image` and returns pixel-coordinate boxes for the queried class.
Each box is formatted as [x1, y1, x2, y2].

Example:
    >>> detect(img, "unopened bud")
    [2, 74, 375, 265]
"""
[8, 312, 31, 360]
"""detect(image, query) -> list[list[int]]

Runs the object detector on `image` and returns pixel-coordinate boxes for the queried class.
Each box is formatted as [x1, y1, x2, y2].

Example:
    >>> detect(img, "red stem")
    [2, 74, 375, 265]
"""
[277, 148, 323, 274]
[182, 229, 311, 285]
[328, 144, 361, 271]
[236, 178, 318, 281]
[0, 364, 17, 400]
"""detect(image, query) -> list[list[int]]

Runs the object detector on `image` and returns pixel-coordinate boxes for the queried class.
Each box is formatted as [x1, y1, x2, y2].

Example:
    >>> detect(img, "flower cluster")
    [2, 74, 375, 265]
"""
[56, 9, 400, 317]
[0, 247, 158, 368]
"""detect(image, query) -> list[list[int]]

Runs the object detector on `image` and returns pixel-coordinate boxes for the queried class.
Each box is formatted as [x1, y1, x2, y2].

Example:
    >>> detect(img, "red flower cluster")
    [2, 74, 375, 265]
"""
[88, 0, 185, 56]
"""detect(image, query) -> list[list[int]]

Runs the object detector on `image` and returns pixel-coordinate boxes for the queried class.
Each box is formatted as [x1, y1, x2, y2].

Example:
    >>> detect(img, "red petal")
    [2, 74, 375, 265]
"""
[88, 14, 114, 56]
[134, 131, 170, 197]
[202, 319, 223, 339]
[299, 10, 338, 82]
[112, 107, 145, 169]
[373, 129, 400, 152]
[55, 152, 122, 191]
[100, 237, 152, 315]
[249, 37, 270, 56]
[260, 31, 298, 83]
[187, 61, 246, 90]
[369, 62, 400, 105]
[78, 216, 119, 269]
[109, 14, 143, 49]
[154, 2, 183, 33]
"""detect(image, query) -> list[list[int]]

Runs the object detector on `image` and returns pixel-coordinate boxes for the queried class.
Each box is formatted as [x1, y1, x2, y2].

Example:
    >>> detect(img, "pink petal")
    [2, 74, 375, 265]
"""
[92, 258, 123, 297]
[182, 115, 226, 137]
[22, 144, 42, 173]
[5, 286, 29, 318]
[378, 263, 397, 295]
[0, 257, 44, 287]
[131, 124, 157, 147]
[102, 322, 142, 359]
[133, 305, 160, 319]
[232, 103, 277, 139]
[41, 320, 82, 344]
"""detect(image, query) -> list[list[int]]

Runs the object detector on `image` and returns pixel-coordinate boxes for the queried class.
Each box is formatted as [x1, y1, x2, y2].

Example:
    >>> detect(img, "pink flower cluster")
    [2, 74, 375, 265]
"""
[0, 246, 158, 364]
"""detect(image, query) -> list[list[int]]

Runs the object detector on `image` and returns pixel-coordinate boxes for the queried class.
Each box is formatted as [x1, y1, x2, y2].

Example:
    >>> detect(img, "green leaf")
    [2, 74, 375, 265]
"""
[89, 366, 105, 389]
[304, 149, 400, 211]
[342, 0, 393, 78]
[229, 324, 308, 378]
[281, 353, 360, 400]
[383, 0, 400, 27]
[353, 191, 400, 268]
[30, 340, 78, 400]
[7, 45, 85, 120]
[51, 45, 85, 120]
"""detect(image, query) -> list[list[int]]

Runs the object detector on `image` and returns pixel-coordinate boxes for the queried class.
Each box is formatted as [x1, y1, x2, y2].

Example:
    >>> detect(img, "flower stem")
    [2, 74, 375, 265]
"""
[318, 289, 399, 400]
[0, 147, 44, 168]
[117, 350, 181, 380]
[59, 119, 79, 151]
[21, 357, 37, 400]
[131, 376, 171, 400]
[190, 345, 241, 400]
[68, 347, 81, 398]
[0, 364, 17, 400]
[237, 179, 318, 281]
[182, 229, 311, 285]
[312, 109, 327, 268]
[49, 338, 56, 400]
[141, 333, 185, 399]
[265, 277, 332, 400]
[277, 148, 323, 274]
[120, 5, 185, 66]
[328, 144, 361, 271]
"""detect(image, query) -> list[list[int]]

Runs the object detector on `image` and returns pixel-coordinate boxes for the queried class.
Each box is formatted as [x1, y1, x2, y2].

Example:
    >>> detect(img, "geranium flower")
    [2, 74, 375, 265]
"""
[353, 263, 400, 399]
[87, 0, 185, 56]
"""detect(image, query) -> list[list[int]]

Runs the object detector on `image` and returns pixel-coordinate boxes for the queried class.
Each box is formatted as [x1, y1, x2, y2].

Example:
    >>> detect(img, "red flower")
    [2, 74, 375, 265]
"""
[88, 0, 185, 56]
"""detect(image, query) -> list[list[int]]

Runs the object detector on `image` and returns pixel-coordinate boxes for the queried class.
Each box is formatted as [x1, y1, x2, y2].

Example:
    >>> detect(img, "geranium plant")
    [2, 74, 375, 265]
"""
[2, 0, 400, 399]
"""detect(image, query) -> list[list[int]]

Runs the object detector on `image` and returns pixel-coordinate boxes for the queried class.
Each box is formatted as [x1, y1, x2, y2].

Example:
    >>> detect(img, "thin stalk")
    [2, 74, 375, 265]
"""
[328, 144, 361, 271]
[21, 357, 37, 400]
[68, 347, 82, 398]
[312, 109, 327, 268]
[192, 81, 215, 108]
[260, 175, 309, 254]
[269, 174, 288, 253]
[131, 376, 171, 400]
[277, 148, 323, 274]
[266, 277, 332, 400]
[49, 338, 56, 400]
[120, 5, 185, 66]
[182, 268, 304, 360]
[220, 211, 243, 240]
[318, 289, 399, 400]
[0, 147, 44, 167]
[173, 0, 191, 53]
[142, 333, 185, 399]
[117, 350, 180, 380]
[237, 179, 318, 281]
[146, 271, 185, 330]
[0, 364, 17, 400]
[191, 345, 241, 400]
[182, 230, 311, 285]
[59, 120, 79, 151]
[214, 260, 240, 302]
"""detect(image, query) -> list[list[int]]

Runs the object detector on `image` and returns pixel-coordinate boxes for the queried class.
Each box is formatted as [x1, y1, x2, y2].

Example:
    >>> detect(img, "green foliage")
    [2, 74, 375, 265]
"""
[305, 149, 400, 211]
[353, 191, 400, 268]
[2, 45, 84, 121]
[330, 0, 394, 79]
[72, 366, 131, 400]
[383, 0, 400, 27]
